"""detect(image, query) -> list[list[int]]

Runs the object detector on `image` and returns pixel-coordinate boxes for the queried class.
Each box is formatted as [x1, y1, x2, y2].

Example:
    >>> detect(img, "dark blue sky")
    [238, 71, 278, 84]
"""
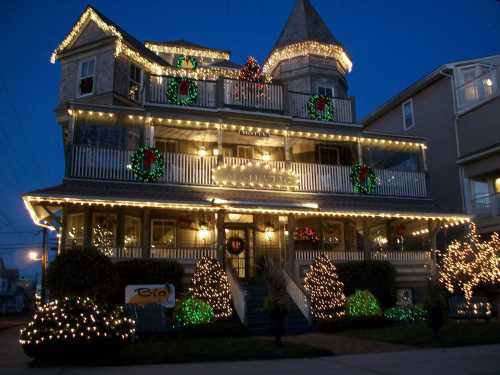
[1, 0, 499, 276]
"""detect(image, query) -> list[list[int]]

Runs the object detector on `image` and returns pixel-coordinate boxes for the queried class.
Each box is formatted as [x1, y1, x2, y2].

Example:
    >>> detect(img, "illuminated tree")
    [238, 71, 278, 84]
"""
[304, 255, 346, 320]
[189, 257, 233, 319]
[92, 224, 114, 256]
[176, 297, 214, 326]
[239, 56, 265, 82]
[346, 290, 382, 317]
[439, 223, 500, 305]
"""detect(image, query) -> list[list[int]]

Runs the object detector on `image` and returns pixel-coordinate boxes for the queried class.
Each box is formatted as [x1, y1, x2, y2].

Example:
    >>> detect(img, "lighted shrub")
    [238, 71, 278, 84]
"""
[20, 297, 135, 359]
[346, 290, 382, 317]
[384, 305, 427, 322]
[177, 297, 214, 326]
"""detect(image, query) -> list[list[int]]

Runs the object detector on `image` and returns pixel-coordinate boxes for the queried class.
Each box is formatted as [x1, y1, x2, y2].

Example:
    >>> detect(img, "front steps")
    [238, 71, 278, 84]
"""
[244, 280, 311, 336]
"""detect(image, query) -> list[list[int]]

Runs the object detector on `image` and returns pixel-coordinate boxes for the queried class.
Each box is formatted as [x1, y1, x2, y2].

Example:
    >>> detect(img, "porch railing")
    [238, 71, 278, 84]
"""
[283, 269, 311, 323]
[296, 250, 432, 264]
[225, 260, 247, 324]
[68, 146, 427, 198]
[223, 79, 284, 113]
[471, 193, 500, 218]
[288, 91, 354, 123]
[109, 247, 143, 259]
[150, 247, 216, 262]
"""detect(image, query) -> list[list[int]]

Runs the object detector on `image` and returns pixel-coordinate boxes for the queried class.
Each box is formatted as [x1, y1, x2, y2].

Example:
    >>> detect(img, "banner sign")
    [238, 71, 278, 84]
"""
[125, 284, 175, 308]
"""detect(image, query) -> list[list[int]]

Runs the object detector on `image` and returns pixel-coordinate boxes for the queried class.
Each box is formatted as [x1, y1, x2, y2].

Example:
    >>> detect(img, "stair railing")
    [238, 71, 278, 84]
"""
[225, 260, 247, 324]
[283, 269, 311, 324]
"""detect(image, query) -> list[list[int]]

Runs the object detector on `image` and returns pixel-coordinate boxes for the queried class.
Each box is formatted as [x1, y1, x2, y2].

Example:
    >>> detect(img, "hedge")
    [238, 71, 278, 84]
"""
[336, 261, 397, 309]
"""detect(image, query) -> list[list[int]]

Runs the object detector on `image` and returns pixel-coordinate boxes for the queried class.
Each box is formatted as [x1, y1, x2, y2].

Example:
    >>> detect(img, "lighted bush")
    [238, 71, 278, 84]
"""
[384, 305, 427, 322]
[177, 297, 215, 326]
[19, 297, 135, 359]
[346, 290, 382, 317]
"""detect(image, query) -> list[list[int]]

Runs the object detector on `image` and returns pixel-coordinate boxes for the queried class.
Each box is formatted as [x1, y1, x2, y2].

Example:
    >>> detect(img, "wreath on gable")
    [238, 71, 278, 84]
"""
[175, 55, 198, 70]
[129, 146, 165, 183]
[350, 162, 377, 194]
[226, 236, 245, 256]
[307, 95, 334, 121]
[166, 77, 199, 106]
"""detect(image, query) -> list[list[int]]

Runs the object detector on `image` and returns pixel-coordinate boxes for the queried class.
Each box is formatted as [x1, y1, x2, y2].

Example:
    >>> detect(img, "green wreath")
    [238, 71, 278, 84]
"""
[129, 146, 165, 183]
[226, 236, 245, 256]
[175, 55, 198, 70]
[166, 77, 199, 106]
[307, 95, 334, 121]
[350, 162, 377, 194]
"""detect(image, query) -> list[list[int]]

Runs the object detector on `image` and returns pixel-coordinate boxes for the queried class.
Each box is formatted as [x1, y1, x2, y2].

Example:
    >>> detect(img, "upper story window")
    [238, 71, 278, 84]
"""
[318, 86, 334, 98]
[78, 57, 95, 97]
[129, 62, 143, 102]
[402, 99, 415, 130]
[456, 64, 497, 111]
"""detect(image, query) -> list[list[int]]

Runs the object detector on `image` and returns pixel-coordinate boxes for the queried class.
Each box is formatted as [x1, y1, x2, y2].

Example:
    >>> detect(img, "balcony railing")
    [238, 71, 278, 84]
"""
[296, 250, 432, 265]
[68, 145, 428, 198]
[471, 193, 500, 218]
[144, 76, 355, 123]
[455, 67, 499, 113]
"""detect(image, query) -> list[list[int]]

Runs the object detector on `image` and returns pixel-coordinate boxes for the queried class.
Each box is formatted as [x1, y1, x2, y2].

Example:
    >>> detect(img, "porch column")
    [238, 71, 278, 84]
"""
[357, 142, 363, 163]
[362, 219, 371, 260]
[427, 220, 440, 278]
[60, 205, 68, 253]
[216, 209, 225, 262]
[287, 214, 297, 276]
[284, 130, 290, 165]
[83, 206, 92, 248]
[142, 208, 151, 258]
[116, 208, 124, 251]
[217, 121, 223, 164]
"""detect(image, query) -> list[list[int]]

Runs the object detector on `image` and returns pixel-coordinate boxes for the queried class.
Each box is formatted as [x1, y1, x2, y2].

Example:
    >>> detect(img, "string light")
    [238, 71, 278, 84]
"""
[189, 257, 233, 319]
[176, 297, 214, 326]
[145, 42, 230, 61]
[384, 306, 427, 322]
[304, 255, 346, 320]
[345, 290, 382, 317]
[438, 223, 500, 305]
[263, 41, 353, 75]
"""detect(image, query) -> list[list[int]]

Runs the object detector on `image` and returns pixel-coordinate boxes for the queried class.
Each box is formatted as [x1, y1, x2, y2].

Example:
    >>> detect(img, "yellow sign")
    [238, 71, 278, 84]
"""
[125, 284, 175, 307]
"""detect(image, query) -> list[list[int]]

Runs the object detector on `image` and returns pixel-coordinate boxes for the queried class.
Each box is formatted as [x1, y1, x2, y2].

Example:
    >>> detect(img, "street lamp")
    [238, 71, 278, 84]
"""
[28, 251, 41, 261]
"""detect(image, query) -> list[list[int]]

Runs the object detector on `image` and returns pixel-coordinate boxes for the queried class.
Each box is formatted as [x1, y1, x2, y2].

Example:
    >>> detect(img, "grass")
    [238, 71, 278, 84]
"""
[31, 336, 332, 367]
[338, 321, 500, 347]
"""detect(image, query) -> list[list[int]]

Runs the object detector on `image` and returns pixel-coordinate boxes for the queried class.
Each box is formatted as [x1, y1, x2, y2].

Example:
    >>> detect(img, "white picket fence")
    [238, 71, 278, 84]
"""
[296, 250, 432, 264]
[150, 247, 216, 262]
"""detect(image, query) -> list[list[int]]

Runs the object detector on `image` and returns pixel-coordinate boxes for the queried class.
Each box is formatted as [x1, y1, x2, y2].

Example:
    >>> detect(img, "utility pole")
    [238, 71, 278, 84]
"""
[41, 228, 48, 304]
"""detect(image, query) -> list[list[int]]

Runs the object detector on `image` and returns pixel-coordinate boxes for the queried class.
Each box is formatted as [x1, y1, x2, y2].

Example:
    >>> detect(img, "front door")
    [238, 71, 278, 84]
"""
[225, 226, 254, 279]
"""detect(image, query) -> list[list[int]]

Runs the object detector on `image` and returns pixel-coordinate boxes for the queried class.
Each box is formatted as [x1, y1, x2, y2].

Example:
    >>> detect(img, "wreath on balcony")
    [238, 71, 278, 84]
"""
[129, 145, 165, 183]
[175, 55, 198, 70]
[350, 162, 377, 194]
[166, 77, 198, 106]
[307, 95, 334, 121]
[226, 236, 245, 256]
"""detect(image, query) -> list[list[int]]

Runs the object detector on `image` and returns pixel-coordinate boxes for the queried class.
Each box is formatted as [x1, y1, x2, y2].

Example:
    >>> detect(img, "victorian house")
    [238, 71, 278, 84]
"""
[23, 0, 470, 322]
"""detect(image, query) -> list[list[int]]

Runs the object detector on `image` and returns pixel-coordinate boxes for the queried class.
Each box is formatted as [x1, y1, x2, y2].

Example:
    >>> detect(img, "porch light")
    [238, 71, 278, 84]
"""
[265, 224, 274, 241]
[28, 251, 41, 261]
[198, 224, 209, 241]
[261, 152, 272, 162]
[213, 148, 220, 156]
[198, 146, 208, 158]
[485, 78, 493, 87]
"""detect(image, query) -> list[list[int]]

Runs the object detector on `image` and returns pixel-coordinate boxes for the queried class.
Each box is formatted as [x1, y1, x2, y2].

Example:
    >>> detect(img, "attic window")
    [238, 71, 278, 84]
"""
[129, 62, 143, 102]
[78, 58, 95, 97]
[402, 99, 415, 130]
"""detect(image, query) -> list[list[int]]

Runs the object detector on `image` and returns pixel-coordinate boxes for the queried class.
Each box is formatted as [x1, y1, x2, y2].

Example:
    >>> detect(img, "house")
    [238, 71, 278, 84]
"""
[23, 0, 470, 322]
[0, 258, 25, 314]
[363, 54, 500, 234]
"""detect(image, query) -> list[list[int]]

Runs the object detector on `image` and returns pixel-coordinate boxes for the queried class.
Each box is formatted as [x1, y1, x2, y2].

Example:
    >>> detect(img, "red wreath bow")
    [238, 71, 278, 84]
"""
[359, 165, 369, 184]
[179, 79, 189, 96]
[316, 96, 328, 112]
[143, 149, 156, 168]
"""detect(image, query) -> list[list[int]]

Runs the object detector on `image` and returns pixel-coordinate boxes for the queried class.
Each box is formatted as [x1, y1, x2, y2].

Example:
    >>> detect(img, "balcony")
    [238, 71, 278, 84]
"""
[144, 76, 355, 123]
[68, 145, 428, 198]
[455, 67, 499, 113]
[471, 193, 500, 217]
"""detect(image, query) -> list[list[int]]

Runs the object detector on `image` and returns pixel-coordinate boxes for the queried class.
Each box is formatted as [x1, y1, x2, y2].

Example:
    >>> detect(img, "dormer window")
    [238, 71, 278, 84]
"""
[129, 62, 143, 102]
[402, 99, 415, 130]
[78, 57, 95, 97]
[318, 86, 334, 98]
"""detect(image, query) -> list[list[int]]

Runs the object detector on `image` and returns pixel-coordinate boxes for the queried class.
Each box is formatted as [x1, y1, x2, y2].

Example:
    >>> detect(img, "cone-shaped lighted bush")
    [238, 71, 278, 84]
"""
[19, 297, 135, 359]
[304, 255, 346, 320]
[346, 290, 382, 317]
[177, 297, 215, 326]
[189, 256, 233, 319]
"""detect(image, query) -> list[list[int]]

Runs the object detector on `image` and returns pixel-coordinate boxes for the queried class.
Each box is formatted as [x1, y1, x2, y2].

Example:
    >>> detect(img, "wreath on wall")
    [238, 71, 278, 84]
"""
[166, 77, 199, 106]
[175, 55, 198, 70]
[226, 236, 245, 256]
[350, 162, 377, 194]
[129, 145, 165, 183]
[307, 95, 334, 121]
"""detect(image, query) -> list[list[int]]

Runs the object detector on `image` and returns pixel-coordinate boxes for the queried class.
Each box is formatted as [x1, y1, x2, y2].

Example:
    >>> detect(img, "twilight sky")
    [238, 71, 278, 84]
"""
[1, 0, 499, 276]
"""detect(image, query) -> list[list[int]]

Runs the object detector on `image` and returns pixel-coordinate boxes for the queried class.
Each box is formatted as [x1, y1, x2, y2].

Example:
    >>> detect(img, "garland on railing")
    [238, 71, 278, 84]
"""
[307, 95, 334, 121]
[129, 146, 165, 183]
[350, 162, 377, 194]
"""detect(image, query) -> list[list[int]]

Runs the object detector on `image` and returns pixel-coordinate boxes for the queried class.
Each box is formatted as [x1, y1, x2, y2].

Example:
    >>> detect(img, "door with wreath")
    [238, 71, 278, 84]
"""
[225, 226, 254, 279]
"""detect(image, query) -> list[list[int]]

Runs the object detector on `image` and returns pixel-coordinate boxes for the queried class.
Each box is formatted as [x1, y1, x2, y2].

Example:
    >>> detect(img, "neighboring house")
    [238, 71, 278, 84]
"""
[23, 0, 469, 322]
[0, 258, 25, 314]
[363, 55, 500, 234]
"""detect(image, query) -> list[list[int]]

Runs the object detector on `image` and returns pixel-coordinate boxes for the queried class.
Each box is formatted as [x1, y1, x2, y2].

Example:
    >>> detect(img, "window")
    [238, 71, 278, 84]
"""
[155, 138, 178, 154]
[124, 216, 141, 248]
[402, 99, 415, 130]
[237, 145, 254, 159]
[495, 177, 500, 194]
[78, 58, 95, 97]
[129, 63, 143, 101]
[318, 86, 334, 97]
[66, 213, 84, 248]
[318, 145, 340, 165]
[92, 213, 117, 252]
[151, 220, 176, 248]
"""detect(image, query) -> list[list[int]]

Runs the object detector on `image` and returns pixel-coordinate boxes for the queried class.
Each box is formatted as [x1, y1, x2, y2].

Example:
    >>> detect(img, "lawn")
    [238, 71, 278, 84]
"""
[338, 321, 500, 347]
[31, 336, 332, 367]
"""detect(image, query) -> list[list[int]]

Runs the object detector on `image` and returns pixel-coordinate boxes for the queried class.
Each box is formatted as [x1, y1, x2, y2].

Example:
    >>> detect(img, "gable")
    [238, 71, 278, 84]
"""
[72, 19, 110, 49]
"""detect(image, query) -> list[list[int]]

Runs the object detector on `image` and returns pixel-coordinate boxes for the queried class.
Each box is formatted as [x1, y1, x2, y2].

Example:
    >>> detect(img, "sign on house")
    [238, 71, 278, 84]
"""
[125, 284, 175, 308]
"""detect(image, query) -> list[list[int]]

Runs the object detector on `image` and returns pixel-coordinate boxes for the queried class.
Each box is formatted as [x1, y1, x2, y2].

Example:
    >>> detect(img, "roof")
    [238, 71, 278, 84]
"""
[25, 180, 464, 217]
[209, 60, 241, 69]
[272, 0, 338, 51]
[145, 39, 230, 55]
[362, 53, 500, 125]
